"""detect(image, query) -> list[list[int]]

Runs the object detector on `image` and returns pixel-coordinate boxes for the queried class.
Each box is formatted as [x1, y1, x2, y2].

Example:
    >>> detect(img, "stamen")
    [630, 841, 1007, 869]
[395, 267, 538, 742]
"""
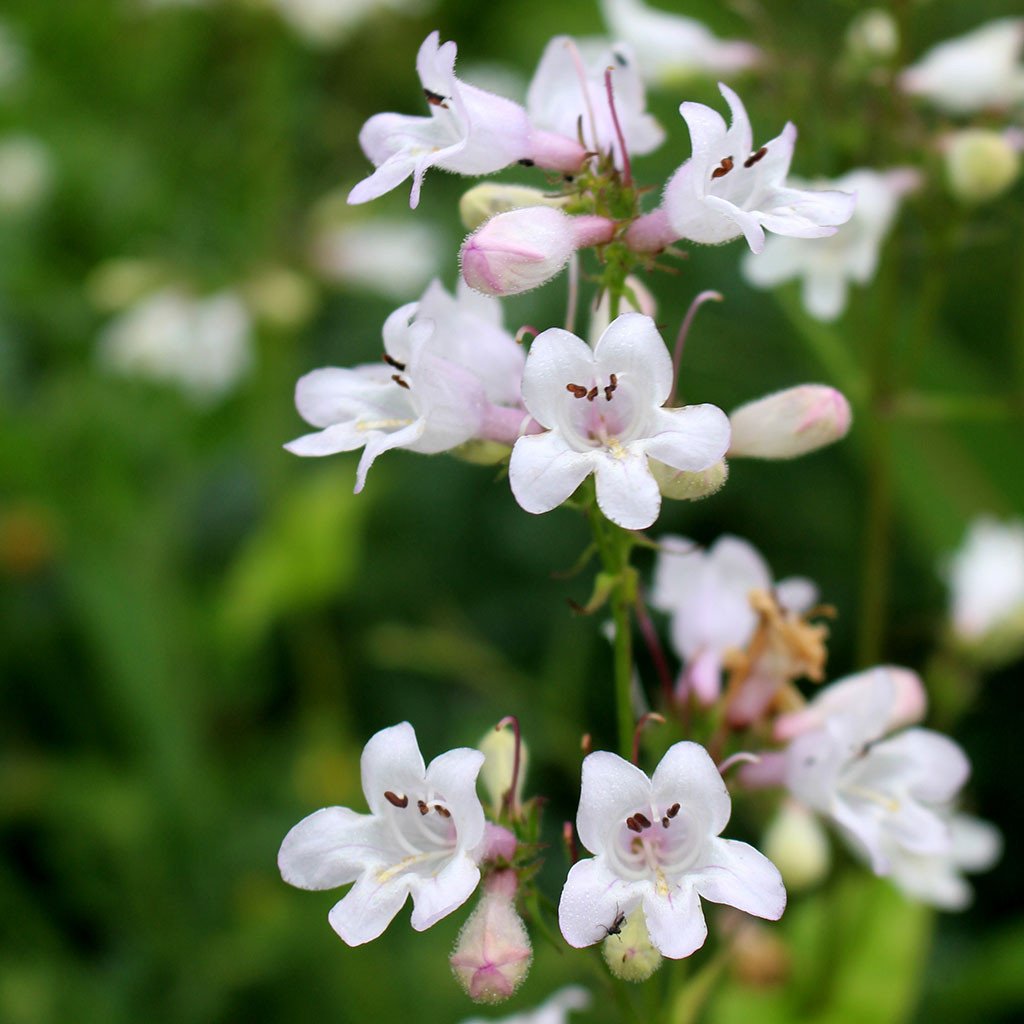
[604, 373, 618, 401]
[423, 88, 449, 108]
[383, 354, 406, 371]
[661, 817, 670, 828]
[392, 374, 410, 390]
[384, 791, 408, 809]
[633, 812, 652, 829]
[666, 803, 680, 818]
[712, 156, 734, 179]
[434, 805, 451, 818]
[744, 147, 768, 168]
[586, 386, 598, 401]
[417, 800, 430, 815]
[566, 383, 588, 399]
[626, 816, 643, 833]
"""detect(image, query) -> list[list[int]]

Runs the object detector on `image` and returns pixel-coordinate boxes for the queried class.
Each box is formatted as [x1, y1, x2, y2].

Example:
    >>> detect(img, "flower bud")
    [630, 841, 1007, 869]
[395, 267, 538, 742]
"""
[588, 275, 657, 344]
[478, 725, 527, 817]
[242, 266, 317, 329]
[602, 909, 662, 982]
[762, 800, 830, 892]
[460, 207, 615, 297]
[731, 922, 791, 988]
[650, 458, 728, 500]
[845, 8, 900, 63]
[0, 136, 53, 213]
[729, 385, 851, 460]
[459, 183, 569, 231]
[450, 873, 532, 1004]
[944, 129, 1021, 204]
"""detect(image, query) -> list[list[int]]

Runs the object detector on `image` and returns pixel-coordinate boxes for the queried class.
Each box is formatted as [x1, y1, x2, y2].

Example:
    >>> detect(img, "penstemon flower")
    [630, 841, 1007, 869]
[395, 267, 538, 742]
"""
[278, 722, 486, 945]
[784, 668, 970, 875]
[508, 313, 730, 530]
[728, 384, 853, 458]
[559, 742, 786, 959]
[459, 986, 591, 1024]
[348, 32, 585, 209]
[633, 84, 855, 254]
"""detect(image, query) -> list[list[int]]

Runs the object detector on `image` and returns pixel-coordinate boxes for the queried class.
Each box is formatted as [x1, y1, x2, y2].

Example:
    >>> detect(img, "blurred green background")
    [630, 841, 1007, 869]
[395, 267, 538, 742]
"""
[1, 1, 1022, 1021]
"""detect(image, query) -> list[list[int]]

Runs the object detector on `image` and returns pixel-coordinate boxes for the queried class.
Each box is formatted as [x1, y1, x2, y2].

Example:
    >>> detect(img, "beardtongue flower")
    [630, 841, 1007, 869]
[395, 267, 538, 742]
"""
[784, 668, 970, 875]
[277, 722, 486, 945]
[508, 313, 731, 530]
[348, 31, 585, 209]
[461, 207, 616, 297]
[526, 36, 664, 167]
[459, 986, 591, 1024]
[728, 385, 852, 459]
[633, 84, 855, 254]
[558, 742, 786, 959]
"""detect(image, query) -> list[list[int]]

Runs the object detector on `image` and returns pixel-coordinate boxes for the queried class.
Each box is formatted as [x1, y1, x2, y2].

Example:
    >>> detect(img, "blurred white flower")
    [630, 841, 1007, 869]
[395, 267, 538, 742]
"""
[945, 517, 1024, 649]
[599, 0, 760, 84]
[844, 8, 900, 63]
[271, 0, 430, 49]
[0, 135, 54, 214]
[899, 17, 1024, 115]
[459, 986, 590, 1024]
[97, 288, 252, 403]
[742, 168, 919, 321]
[943, 128, 1022, 204]
[310, 218, 442, 300]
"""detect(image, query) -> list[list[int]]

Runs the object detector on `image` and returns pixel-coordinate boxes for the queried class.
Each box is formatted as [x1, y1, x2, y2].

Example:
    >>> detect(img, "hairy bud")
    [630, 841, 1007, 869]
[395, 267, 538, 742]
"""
[944, 129, 1021, 204]
[602, 909, 662, 982]
[729, 385, 851, 460]
[478, 726, 527, 817]
[650, 458, 729, 501]
[459, 183, 569, 231]
[762, 800, 830, 892]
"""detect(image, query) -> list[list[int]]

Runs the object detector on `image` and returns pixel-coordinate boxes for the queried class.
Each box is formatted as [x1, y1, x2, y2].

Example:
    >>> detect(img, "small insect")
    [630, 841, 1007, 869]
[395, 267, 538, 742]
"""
[601, 909, 626, 938]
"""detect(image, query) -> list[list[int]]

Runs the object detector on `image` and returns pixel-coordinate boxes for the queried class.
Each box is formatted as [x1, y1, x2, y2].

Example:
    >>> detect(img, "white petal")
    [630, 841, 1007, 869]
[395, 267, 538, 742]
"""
[678, 100, 727, 169]
[285, 423, 371, 458]
[719, 83, 753, 162]
[693, 838, 786, 920]
[425, 746, 487, 853]
[775, 575, 818, 613]
[558, 857, 639, 948]
[873, 729, 971, 805]
[650, 741, 732, 836]
[593, 312, 673, 406]
[520, 327, 596, 428]
[353, 419, 425, 493]
[641, 884, 707, 959]
[278, 807, 387, 890]
[951, 814, 1003, 872]
[361, 722, 426, 817]
[644, 404, 731, 473]
[576, 750, 653, 855]
[593, 451, 662, 530]
[509, 432, 594, 515]
[408, 853, 481, 931]
[293, 365, 389, 428]
[328, 871, 409, 945]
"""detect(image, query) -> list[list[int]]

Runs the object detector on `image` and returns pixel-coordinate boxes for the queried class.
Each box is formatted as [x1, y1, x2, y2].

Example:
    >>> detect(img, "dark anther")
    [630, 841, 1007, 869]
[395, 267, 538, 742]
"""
[633, 812, 652, 829]
[564, 175, 575, 183]
[744, 146, 768, 168]
[711, 156, 734, 180]
[383, 354, 406, 371]
[586, 386, 599, 402]
[613, 50, 628, 67]
[424, 88, 449, 108]
[566, 383, 588, 399]
[604, 372, 618, 401]
[434, 805, 451, 818]
[518, 158, 535, 167]
[661, 817, 670, 828]
[626, 816, 643, 833]
[417, 800, 429, 815]
[384, 791, 408, 808]
[667, 803, 681, 818]
[392, 374, 410, 390]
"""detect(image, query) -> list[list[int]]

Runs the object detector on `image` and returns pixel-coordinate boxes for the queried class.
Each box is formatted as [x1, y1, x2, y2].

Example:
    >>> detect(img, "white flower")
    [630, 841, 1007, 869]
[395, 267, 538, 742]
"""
[728, 384, 852, 457]
[0, 135, 54, 214]
[459, 986, 590, 1024]
[884, 812, 1001, 911]
[559, 742, 786, 959]
[899, 17, 1024, 116]
[661, 84, 855, 254]
[286, 279, 523, 489]
[278, 722, 486, 945]
[526, 36, 664, 166]
[599, 0, 760, 85]
[272, 0, 427, 49]
[508, 313, 730, 530]
[945, 516, 1024, 647]
[650, 534, 817, 704]
[742, 168, 919, 321]
[97, 288, 252, 403]
[785, 667, 970, 875]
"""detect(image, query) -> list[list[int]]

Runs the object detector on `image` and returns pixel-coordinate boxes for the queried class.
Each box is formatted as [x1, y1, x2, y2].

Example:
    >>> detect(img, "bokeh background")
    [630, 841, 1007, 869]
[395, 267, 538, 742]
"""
[1, 1, 1022, 1021]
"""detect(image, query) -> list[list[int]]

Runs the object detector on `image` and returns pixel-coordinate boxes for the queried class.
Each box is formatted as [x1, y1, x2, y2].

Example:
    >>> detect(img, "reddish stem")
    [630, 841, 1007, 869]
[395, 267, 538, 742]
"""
[604, 66, 632, 187]
[672, 291, 723, 405]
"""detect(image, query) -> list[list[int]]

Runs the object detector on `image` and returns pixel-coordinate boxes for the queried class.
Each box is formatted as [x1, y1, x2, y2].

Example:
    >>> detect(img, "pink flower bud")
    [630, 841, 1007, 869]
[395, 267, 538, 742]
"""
[729, 385, 851, 460]
[450, 872, 532, 1003]
[460, 207, 615, 297]
[481, 822, 518, 863]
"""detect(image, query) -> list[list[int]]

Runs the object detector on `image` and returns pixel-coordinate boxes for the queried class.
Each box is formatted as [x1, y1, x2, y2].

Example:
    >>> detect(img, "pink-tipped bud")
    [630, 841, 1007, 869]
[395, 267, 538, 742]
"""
[729, 385, 852, 460]
[450, 872, 532, 1004]
[527, 129, 588, 174]
[460, 207, 614, 297]
[481, 822, 518, 863]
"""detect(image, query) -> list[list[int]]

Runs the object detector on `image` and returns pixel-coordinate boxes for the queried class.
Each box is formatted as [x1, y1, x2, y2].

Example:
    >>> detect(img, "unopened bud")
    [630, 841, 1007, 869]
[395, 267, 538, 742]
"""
[478, 725, 527, 817]
[460, 207, 615, 297]
[650, 458, 728, 501]
[602, 908, 662, 982]
[944, 129, 1021, 204]
[589, 275, 657, 344]
[731, 922, 791, 988]
[242, 266, 317, 329]
[762, 800, 830, 892]
[729, 385, 851, 460]
[459, 183, 569, 231]
[450, 873, 532, 1004]
[845, 8, 900, 63]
